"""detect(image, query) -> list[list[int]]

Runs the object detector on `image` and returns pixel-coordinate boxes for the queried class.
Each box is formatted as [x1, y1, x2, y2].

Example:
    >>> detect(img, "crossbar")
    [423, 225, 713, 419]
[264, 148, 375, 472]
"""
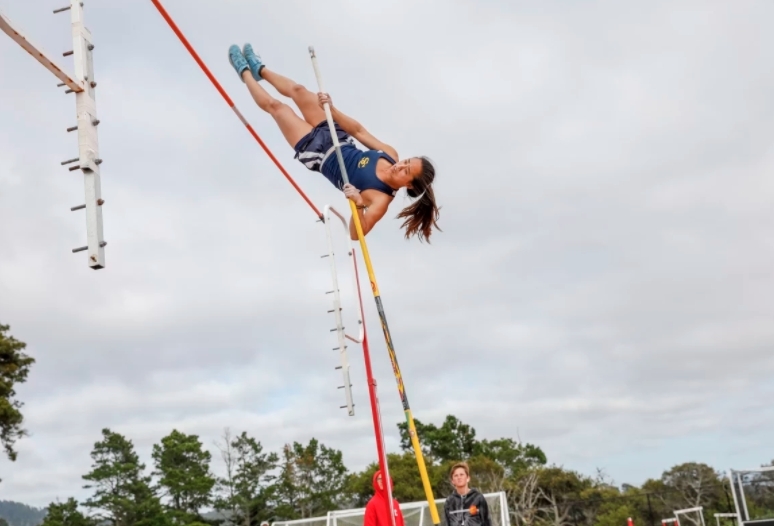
[0, 10, 82, 92]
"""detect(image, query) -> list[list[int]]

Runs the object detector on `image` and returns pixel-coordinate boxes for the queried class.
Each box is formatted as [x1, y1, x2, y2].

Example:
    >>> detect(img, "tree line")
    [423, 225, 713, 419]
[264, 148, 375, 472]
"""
[14, 416, 773, 526]
[2, 325, 774, 526]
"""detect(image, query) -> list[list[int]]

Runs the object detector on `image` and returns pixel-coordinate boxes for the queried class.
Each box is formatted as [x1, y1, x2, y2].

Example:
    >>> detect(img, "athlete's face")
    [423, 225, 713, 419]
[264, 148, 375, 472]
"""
[452, 468, 470, 489]
[391, 157, 423, 188]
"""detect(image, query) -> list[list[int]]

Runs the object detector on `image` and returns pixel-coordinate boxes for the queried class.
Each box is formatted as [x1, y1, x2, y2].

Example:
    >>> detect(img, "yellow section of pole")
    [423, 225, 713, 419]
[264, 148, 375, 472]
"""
[407, 410, 441, 524]
[309, 47, 440, 525]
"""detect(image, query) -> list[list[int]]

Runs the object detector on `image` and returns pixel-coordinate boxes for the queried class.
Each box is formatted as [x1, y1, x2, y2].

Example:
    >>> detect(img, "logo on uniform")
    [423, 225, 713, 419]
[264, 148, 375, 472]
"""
[358, 157, 370, 168]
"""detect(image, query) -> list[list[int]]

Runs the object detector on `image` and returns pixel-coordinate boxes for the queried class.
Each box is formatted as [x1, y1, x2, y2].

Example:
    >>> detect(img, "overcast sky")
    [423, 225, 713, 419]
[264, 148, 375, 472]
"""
[2, 0, 773, 509]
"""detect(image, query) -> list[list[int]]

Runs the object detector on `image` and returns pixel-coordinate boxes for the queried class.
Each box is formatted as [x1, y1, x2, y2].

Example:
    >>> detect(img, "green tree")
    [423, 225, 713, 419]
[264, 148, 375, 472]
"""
[594, 503, 640, 526]
[477, 438, 546, 475]
[741, 461, 774, 520]
[152, 430, 216, 524]
[487, 466, 596, 526]
[272, 439, 348, 519]
[659, 462, 724, 526]
[398, 415, 478, 462]
[346, 452, 447, 506]
[40, 499, 94, 526]
[572, 471, 638, 526]
[662, 462, 722, 501]
[214, 429, 278, 526]
[462, 456, 508, 494]
[397, 415, 546, 478]
[82, 428, 168, 526]
[0, 323, 35, 473]
[440, 441, 547, 496]
[0, 518, 9, 526]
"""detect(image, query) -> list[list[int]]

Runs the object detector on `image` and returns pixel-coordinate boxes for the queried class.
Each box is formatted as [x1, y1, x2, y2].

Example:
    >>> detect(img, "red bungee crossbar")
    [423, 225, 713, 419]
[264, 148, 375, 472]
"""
[149, 0, 322, 219]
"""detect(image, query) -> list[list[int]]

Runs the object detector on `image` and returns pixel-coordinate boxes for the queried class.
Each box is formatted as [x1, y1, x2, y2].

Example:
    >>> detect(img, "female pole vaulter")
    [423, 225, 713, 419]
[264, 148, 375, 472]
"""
[228, 44, 441, 242]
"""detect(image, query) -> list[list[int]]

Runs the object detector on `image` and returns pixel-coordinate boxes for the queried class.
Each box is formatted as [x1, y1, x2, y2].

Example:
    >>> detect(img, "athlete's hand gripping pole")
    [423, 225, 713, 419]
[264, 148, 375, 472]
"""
[308, 46, 441, 526]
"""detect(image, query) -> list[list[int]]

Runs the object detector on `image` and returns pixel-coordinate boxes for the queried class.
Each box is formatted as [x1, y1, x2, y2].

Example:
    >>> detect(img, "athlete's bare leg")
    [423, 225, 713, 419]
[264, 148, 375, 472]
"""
[261, 68, 326, 127]
[242, 70, 312, 147]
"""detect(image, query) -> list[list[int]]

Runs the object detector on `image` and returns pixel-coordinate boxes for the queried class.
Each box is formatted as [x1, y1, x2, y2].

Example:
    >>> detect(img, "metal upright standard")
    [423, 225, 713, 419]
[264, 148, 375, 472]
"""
[309, 46, 441, 526]
[321, 204, 363, 417]
[1, 0, 107, 269]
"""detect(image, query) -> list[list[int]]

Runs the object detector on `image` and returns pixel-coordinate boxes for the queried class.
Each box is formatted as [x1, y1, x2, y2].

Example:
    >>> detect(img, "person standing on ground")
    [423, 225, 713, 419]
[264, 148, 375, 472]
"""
[444, 462, 491, 526]
[365, 469, 405, 526]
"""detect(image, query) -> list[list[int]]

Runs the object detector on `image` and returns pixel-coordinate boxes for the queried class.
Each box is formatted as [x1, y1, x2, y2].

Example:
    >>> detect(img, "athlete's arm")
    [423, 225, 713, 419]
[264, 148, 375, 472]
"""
[348, 192, 390, 240]
[319, 93, 400, 161]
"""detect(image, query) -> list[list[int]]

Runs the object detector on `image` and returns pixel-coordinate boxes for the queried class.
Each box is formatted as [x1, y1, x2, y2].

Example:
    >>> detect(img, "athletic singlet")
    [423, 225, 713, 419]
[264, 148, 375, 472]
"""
[321, 144, 398, 197]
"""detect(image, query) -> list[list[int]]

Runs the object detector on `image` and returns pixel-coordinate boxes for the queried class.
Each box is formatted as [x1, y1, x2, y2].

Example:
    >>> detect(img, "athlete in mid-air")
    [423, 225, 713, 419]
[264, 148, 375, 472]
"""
[228, 44, 441, 242]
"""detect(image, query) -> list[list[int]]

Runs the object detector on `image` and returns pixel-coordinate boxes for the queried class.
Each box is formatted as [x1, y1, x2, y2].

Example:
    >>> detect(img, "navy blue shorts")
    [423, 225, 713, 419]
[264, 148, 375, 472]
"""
[293, 120, 354, 173]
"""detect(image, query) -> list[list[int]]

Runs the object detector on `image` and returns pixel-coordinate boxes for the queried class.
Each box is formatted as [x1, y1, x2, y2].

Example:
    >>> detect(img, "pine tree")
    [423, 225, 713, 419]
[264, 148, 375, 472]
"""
[214, 429, 278, 526]
[81, 429, 169, 526]
[0, 323, 36, 473]
[152, 430, 216, 524]
[40, 499, 94, 526]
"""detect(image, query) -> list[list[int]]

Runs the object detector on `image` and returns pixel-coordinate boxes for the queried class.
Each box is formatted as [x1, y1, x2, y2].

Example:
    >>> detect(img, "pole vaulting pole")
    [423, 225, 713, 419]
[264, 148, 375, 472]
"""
[348, 222, 397, 526]
[308, 46, 441, 525]
[147, 0, 322, 220]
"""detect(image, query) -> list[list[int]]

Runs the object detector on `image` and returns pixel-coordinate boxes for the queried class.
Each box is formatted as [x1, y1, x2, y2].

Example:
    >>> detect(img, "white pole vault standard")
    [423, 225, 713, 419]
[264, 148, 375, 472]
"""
[0, 1, 107, 269]
[322, 204, 365, 416]
[68, 0, 106, 268]
[729, 471, 748, 524]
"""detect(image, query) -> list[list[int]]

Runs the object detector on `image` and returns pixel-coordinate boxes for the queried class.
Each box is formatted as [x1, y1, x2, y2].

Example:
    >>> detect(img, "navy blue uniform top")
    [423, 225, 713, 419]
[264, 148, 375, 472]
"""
[321, 144, 398, 197]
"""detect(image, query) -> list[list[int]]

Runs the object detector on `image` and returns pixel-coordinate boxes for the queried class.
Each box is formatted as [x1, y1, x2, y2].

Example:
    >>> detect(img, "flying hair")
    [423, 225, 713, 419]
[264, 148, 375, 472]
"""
[396, 156, 441, 242]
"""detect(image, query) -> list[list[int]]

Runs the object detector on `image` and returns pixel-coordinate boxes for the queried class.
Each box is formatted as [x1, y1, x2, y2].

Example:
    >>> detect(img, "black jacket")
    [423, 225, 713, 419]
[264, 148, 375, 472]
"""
[444, 489, 491, 526]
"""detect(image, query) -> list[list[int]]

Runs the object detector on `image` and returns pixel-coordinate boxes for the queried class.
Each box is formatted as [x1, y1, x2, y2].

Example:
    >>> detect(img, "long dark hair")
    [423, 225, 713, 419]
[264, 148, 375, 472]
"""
[396, 156, 441, 242]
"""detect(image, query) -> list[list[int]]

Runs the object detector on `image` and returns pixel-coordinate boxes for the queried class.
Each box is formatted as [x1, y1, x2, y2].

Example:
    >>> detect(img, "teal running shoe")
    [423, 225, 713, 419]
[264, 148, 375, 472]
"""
[242, 43, 265, 81]
[228, 44, 249, 81]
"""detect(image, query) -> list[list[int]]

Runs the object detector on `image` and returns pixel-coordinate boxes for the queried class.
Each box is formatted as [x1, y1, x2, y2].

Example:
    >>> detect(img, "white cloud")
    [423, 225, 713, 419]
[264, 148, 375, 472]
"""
[1, 0, 774, 510]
